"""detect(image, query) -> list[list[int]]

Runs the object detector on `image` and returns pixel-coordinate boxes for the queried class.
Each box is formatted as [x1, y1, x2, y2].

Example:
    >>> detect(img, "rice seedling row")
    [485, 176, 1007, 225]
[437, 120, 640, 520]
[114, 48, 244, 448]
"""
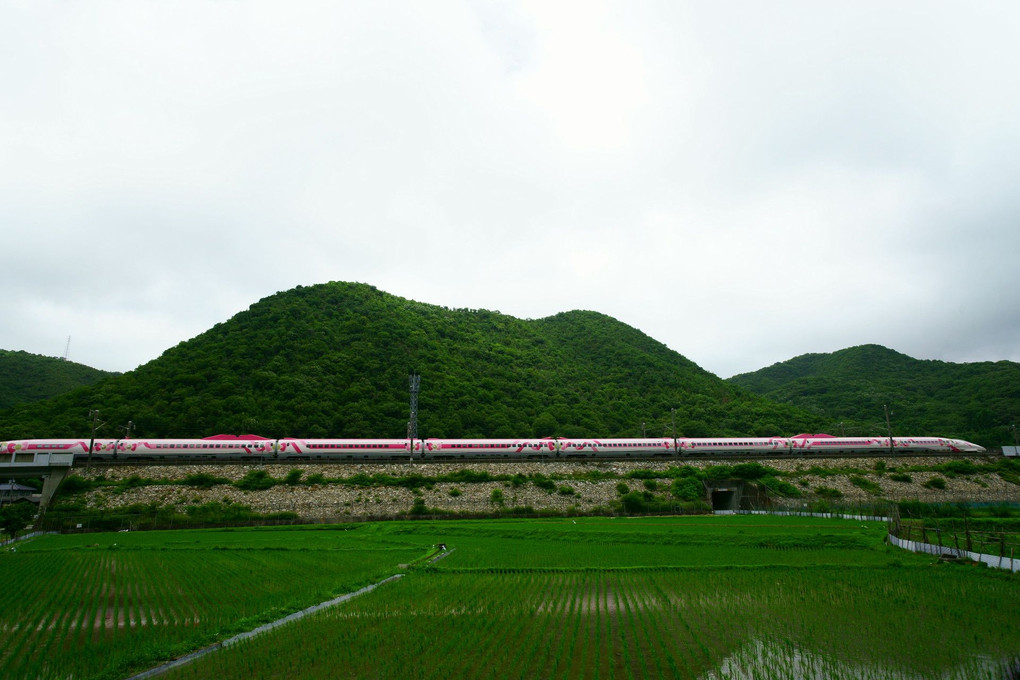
[0, 527, 426, 680]
[155, 516, 1020, 680]
[7, 517, 1019, 679]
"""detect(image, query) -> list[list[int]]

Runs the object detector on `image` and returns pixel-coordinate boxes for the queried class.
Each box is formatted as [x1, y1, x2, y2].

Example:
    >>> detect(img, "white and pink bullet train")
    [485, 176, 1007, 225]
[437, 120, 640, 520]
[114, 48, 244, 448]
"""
[0, 433, 986, 462]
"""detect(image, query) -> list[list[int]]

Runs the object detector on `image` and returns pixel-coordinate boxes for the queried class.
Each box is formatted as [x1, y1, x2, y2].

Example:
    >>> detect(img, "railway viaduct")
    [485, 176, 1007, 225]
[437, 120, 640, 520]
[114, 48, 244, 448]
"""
[0, 452, 73, 510]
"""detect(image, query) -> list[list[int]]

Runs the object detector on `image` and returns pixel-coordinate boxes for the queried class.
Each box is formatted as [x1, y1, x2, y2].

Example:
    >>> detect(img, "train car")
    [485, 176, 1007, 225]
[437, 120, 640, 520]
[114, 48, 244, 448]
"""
[2, 439, 102, 458]
[278, 438, 416, 461]
[422, 438, 557, 460]
[120, 435, 277, 461]
[557, 438, 676, 458]
[892, 437, 985, 454]
[681, 437, 790, 455]
[789, 435, 888, 454]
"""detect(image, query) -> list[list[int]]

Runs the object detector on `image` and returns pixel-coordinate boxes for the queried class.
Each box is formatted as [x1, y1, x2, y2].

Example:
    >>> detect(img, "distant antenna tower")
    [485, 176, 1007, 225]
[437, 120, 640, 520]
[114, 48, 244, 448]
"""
[62, 336, 71, 362]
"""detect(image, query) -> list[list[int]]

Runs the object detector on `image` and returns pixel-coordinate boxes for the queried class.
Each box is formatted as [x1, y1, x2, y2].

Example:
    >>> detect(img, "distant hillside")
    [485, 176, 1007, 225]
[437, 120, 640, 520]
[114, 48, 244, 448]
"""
[728, 344, 1020, 448]
[0, 282, 824, 440]
[0, 350, 116, 410]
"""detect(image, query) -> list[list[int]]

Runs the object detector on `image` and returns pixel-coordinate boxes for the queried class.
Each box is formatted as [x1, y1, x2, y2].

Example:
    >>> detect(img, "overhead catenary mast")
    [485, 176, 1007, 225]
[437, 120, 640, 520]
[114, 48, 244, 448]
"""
[885, 404, 894, 454]
[408, 372, 421, 456]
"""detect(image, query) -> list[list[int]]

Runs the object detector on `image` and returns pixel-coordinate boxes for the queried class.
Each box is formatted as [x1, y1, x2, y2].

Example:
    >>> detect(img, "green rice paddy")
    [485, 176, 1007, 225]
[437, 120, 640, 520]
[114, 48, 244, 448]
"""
[2, 516, 1017, 679]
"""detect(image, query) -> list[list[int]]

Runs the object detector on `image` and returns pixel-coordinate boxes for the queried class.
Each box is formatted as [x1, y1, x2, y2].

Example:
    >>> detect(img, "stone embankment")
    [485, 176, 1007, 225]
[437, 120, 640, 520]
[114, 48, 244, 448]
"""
[72, 456, 1018, 519]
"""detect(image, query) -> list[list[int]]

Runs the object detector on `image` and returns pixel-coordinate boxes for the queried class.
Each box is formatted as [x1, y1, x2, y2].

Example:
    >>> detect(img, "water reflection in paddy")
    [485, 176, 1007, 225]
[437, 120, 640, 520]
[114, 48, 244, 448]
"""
[701, 639, 1019, 680]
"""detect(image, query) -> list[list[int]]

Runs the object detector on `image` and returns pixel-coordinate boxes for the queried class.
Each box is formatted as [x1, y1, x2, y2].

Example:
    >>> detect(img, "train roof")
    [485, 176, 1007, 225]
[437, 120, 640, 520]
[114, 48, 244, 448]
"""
[202, 434, 269, 440]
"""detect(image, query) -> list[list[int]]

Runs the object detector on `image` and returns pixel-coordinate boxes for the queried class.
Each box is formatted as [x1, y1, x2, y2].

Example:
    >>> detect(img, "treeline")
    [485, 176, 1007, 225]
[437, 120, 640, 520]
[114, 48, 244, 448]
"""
[0, 282, 826, 441]
[729, 344, 1020, 448]
[0, 349, 115, 410]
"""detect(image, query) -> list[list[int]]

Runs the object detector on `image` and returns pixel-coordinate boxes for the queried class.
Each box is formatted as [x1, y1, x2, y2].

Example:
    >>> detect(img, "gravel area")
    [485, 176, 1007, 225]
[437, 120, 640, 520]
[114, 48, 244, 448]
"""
[74, 457, 1018, 518]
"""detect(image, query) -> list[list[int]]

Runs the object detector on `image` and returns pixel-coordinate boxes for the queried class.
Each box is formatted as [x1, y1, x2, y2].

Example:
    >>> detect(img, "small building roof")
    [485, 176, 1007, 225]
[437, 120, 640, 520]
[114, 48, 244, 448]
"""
[0, 482, 36, 493]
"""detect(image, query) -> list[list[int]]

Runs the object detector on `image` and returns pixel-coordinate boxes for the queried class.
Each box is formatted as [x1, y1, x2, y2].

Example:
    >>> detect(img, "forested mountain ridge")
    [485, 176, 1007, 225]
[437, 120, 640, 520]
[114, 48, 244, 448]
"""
[728, 344, 1019, 447]
[0, 282, 825, 440]
[0, 350, 116, 410]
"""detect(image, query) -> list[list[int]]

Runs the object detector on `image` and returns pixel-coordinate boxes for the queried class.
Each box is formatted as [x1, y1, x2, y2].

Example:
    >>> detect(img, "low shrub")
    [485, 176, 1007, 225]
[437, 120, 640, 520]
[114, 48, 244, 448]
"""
[760, 476, 802, 498]
[235, 469, 276, 491]
[119, 475, 149, 490]
[57, 475, 96, 495]
[849, 475, 883, 495]
[702, 465, 734, 481]
[732, 462, 777, 480]
[998, 469, 1020, 486]
[670, 476, 703, 501]
[935, 460, 980, 475]
[180, 473, 231, 489]
[815, 486, 843, 499]
[532, 474, 556, 493]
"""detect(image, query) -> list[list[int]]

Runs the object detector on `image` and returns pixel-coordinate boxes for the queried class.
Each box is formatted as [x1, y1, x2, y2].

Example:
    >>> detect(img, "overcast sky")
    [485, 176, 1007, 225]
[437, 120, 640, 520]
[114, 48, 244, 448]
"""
[3, 1, 1019, 379]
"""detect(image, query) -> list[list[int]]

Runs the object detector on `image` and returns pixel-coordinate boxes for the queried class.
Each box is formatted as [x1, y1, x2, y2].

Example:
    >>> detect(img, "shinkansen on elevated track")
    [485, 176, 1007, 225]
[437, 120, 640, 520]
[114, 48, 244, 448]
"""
[1, 433, 986, 463]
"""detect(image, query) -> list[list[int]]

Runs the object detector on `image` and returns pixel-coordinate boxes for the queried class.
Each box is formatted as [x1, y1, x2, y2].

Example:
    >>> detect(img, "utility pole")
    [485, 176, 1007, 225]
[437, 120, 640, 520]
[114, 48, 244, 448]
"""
[86, 410, 105, 471]
[117, 421, 134, 458]
[884, 404, 894, 454]
[408, 372, 420, 456]
[671, 408, 678, 456]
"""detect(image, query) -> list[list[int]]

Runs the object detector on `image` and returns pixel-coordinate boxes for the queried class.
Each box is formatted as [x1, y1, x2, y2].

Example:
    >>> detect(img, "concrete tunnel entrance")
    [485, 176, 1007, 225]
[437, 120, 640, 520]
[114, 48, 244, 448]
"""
[705, 481, 744, 512]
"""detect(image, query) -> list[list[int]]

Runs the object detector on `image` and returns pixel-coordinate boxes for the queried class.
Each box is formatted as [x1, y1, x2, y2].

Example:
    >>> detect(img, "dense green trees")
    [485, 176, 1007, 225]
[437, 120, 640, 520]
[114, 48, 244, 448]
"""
[0, 502, 36, 540]
[729, 344, 1020, 447]
[0, 282, 824, 440]
[0, 350, 115, 410]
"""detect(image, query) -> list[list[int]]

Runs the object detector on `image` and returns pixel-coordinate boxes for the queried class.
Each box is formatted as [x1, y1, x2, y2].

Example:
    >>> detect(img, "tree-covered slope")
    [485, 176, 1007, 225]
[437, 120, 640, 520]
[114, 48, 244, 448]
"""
[0, 350, 116, 410]
[728, 344, 1020, 448]
[0, 282, 823, 440]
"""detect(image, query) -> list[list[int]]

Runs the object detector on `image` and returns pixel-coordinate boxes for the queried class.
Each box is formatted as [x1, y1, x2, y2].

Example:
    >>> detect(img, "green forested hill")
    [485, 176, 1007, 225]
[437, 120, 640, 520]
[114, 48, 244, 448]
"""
[0, 282, 824, 440]
[728, 344, 1019, 448]
[0, 350, 115, 411]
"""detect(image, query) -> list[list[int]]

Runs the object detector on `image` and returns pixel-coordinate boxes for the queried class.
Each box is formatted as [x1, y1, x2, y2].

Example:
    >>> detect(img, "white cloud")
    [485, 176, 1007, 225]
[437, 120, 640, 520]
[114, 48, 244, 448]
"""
[2, 0, 1019, 378]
